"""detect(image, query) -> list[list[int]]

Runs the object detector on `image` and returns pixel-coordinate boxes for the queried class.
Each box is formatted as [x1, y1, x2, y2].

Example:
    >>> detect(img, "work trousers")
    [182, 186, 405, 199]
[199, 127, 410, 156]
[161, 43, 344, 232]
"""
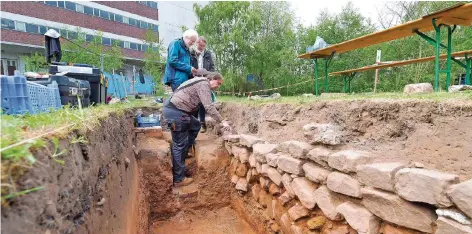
[162, 104, 201, 183]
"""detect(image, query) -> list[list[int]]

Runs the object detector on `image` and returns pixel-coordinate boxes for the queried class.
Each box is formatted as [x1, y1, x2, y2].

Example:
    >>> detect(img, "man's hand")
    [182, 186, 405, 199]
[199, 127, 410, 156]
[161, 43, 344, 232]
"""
[191, 67, 197, 75]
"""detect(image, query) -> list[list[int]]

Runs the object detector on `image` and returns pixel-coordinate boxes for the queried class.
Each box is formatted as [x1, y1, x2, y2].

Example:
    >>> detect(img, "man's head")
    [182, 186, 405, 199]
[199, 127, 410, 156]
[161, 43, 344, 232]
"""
[207, 72, 224, 90]
[182, 29, 198, 48]
[196, 36, 207, 54]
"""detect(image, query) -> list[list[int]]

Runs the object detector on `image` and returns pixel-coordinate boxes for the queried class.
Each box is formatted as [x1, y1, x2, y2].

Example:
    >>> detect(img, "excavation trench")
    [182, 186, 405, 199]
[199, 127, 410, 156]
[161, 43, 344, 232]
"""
[1, 108, 261, 234]
[3, 99, 472, 234]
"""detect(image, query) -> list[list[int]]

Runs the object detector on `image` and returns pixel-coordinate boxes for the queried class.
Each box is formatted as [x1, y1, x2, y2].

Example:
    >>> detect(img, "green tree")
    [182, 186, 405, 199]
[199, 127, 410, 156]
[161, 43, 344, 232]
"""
[20, 52, 48, 72]
[61, 28, 124, 72]
[142, 29, 165, 95]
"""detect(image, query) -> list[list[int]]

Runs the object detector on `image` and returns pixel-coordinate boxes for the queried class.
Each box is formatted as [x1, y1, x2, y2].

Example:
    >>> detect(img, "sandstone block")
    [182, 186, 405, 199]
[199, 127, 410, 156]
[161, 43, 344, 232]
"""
[259, 190, 272, 208]
[282, 173, 295, 195]
[232, 145, 250, 163]
[279, 191, 295, 205]
[307, 147, 331, 167]
[395, 168, 459, 207]
[280, 213, 292, 234]
[277, 140, 313, 158]
[291, 177, 318, 209]
[256, 162, 262, 173]
[314, 186, 343, 221]
[291, 225, 304, 234]
[231, 174, 239, 184]
[246, 169, 254, 183]
[235, 178, 248, 192]
[277, 154, 305, 175]
[236, 163, 248, 177]
[327, 172, 362, 198]
[448, 179, 472, 218]
[336, 201, 380, 234]
[404, 83, 433, 94]
[248, 153, 256, 167]
[357, 162, 406, 192]
[253, 143, 278, 162]
[239, 134, 264, 147]
[307, 216, 326, 230]
[288, 203, 310, 221]
[261, 164, 270, 176]
[303, 123, 343, 145]
[361, 187, 436, 233]
[267, 167, 283, 186]
[303, 162, 330, 184]
[328, 150, 373, 173]
[436, 217, 472, 234]
[266, 153, 279, 167]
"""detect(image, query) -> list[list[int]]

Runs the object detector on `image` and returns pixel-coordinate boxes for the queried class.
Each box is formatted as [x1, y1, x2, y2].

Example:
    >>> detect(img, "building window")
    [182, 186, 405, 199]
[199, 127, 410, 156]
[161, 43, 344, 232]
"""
[99, 10, 110, 20]
[130, 43, 138, 50]
[39, 26, 47, 34]
[67, 31, 78, 40]
[16, 22, 26, 32]
[122, 16, 129, 24]
[152, 24, 159, 32]
[65, 1, 76, 11]
[84, 6, 93, 15]
[26, 24, 39, 34]
[86, 34, 94, 42]
[124, 41, 130, 49]
[102, 37, 111, 46]
[141, 44, 149, 51]
[57, 1, 65, 8]
[114, 14, 123, 23]
[140, 21, 148, 29]
[93, 8, 100, 16]
[45, 1, 57, 7]
[129, 18, 137, 27]
[1, 18, 15, 30]
[109, 13, 115, 21]
[76, 4, 84, 13]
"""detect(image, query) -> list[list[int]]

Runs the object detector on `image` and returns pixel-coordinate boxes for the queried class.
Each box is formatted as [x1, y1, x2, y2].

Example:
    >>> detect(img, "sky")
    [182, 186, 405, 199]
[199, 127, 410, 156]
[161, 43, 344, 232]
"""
[290, 0, 386, 27]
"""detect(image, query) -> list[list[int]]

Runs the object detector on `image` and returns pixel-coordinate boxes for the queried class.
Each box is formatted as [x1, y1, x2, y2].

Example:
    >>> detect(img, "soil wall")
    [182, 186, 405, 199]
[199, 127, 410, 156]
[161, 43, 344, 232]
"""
[1, 111, 149, 234]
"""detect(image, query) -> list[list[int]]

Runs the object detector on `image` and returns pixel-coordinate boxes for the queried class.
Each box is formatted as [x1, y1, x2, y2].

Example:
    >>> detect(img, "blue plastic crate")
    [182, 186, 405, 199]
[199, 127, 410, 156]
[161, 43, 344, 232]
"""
[1, 75, 33, 114]
[136, 114, 160, 127]
[27, 81, 62, 114]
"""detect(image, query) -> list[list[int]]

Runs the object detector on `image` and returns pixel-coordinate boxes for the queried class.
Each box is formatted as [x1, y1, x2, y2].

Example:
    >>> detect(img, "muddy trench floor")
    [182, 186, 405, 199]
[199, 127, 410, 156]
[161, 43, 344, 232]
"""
[142, 133, 259, 234]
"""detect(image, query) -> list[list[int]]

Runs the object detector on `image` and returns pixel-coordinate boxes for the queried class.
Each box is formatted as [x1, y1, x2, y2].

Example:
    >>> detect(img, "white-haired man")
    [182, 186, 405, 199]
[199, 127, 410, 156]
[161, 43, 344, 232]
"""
[163, 29, 199, 91]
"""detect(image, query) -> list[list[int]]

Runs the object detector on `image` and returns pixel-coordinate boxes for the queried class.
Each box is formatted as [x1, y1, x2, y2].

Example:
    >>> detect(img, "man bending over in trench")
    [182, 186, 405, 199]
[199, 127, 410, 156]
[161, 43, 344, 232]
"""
[162, 72, 231, 187]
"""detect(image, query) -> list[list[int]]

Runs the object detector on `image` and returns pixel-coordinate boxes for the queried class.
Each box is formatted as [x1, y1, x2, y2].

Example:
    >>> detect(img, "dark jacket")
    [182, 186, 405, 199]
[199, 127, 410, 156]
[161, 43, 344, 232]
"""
[191, 50, 215, 73]
[163, 38, 192, 87]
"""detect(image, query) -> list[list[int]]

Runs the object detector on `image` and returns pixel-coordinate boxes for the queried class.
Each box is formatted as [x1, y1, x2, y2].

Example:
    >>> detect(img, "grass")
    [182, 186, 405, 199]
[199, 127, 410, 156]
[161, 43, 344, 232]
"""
[1, 99, 158, 204]
[217, 91, 472, 105]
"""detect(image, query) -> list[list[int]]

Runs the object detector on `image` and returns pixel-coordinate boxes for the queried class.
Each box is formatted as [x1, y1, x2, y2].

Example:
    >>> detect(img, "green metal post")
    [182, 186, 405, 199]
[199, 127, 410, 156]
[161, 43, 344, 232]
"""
[324, 59, 329, 93]
[466, 54, 471, 85]
[314, 59, 319, 96]
[433, 19, 441, 92]
[446, 26, 452, 88]
[343, 76, 347, 93]
[348, 77, 352, 93]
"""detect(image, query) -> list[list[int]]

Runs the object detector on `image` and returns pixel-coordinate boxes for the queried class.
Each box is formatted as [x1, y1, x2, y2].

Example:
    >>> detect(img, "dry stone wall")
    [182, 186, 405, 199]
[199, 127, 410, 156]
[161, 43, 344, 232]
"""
[222, 124, 472, 234]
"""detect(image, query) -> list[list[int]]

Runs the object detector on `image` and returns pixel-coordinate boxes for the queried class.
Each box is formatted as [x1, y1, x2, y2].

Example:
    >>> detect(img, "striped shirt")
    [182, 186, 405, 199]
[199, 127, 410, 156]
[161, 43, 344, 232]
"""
[170, 77, 223, 123]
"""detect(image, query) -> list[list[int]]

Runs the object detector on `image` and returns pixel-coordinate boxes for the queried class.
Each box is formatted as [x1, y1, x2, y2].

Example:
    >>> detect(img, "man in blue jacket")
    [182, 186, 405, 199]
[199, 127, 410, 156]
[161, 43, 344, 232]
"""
[163, 29, 199, 91]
